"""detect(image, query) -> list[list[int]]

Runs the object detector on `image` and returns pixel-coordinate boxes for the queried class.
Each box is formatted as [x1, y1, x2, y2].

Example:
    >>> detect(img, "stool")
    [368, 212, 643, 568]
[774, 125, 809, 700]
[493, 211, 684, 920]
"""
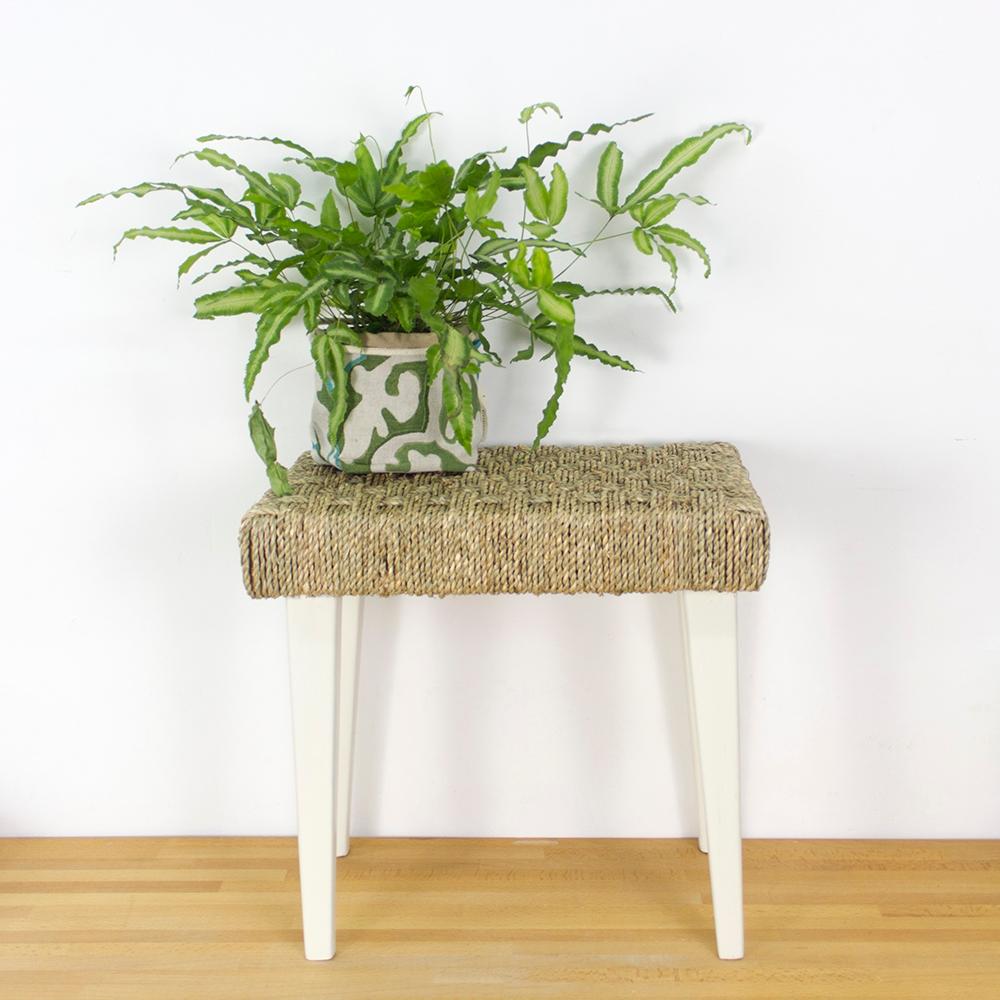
[240, 444, 770, 961]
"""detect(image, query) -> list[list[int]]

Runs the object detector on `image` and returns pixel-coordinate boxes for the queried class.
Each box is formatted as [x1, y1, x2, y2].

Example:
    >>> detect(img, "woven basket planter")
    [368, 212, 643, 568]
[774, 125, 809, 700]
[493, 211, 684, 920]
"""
[310, 331, 486, 474]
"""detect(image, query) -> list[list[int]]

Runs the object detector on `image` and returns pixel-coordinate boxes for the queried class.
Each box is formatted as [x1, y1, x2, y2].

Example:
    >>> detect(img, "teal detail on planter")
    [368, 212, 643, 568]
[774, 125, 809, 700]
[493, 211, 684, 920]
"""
[310, 333, 485, 474]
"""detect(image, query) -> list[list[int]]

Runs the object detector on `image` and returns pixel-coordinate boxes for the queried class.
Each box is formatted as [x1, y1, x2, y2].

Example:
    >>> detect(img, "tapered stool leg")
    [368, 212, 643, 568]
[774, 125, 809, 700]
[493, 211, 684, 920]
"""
[680, 590, 744, 960]
[287, 596, 340, 960]
[336, 596, 364, 858]
[679, 595, 709, 854]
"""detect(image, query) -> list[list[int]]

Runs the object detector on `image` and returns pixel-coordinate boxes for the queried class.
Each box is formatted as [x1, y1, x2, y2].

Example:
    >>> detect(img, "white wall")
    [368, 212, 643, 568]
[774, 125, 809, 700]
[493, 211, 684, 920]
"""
[2, 0, 999, 839]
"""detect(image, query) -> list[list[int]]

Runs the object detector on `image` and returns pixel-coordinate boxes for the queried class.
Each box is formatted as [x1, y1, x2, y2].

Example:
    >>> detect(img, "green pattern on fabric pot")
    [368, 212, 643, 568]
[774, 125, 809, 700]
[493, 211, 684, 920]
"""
[310, 332, 486, 473]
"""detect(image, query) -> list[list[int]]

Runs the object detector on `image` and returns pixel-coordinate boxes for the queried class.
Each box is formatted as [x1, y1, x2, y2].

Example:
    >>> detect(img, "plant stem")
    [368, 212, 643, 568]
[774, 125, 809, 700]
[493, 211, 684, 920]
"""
[551, 214, 619, 281]
[518, 121, 530, 240]
[410, 85, 438, 161]
[258, 362, 314, 404]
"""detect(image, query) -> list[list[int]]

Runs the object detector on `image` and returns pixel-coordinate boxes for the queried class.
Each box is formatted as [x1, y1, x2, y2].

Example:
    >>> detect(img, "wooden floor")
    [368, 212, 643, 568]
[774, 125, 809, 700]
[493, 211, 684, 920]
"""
[2, 838, 999, 999]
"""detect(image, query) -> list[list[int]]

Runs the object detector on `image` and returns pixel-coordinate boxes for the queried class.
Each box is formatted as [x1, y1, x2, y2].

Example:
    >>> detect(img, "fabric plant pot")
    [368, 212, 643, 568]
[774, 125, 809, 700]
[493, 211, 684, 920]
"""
[310, 331, 486, 473]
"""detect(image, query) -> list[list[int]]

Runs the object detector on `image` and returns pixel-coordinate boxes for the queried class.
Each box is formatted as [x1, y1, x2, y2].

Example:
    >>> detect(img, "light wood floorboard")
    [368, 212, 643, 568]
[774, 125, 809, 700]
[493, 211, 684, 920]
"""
[1, 837, 999, 999]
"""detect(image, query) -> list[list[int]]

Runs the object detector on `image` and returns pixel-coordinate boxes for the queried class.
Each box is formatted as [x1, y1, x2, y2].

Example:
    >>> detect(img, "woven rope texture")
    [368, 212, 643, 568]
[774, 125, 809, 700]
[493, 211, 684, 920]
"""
[240, 444, 770, 598]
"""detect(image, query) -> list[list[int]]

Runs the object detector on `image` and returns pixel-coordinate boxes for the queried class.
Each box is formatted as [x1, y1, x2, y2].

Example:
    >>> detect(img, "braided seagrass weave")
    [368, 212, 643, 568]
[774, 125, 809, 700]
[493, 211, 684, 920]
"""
[240, 444, 769, 598]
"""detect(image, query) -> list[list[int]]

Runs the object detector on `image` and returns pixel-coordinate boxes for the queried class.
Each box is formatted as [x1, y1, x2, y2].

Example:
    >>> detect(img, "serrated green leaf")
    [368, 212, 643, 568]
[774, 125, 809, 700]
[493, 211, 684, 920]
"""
[620, 285, 675, 311]
[547, 164, 568, 224]
[425, 342, 442, 383]
[632, 228, 654, 255]
[452, 278, 479, 301]
[466, 300, 484, 334]
[185, 186, 256, 227]
[501, 114, 652, 188]
[194, 282, 294, 319]
[77, 181, 183, 206]
[234, 269, 269, 284]
[453, 376, 475, 454]
[442, 324, 471, 369]
[652, 224, 712, 276]
[303, 294, 320, 332]
[312, 332, 349, 446]
[267, 172, 301, 209]
[291, 277, 329, 306]
[268, 217, 339, 246]
[172, 203, 237, 238]
[320, 190, 341, 230]
[524, 221, 556, 238]
[596, 142, 623, 213]
[507, 246, 532, 288]
[408, 273, 440, 316]
[265, 461, 292, 495]
[475, 237, 526, 257]
[548, 280, 585, 297]
[519, 101, 562, 124]
[385, 112, 438, 172]
[391, 296, 416, 332]
[194, 284, 268, 318]
[551, 281, 674, 310]
[441, 368, 462, 419]
[197, 133, 314, 157]
[571, 336, 636, 371]
[629, 192, 710, 226]
[176, 244, 220, 283]
[474, 237, 584, 258]
[519, 164, 549, 221]
[318, 324, 362, 346]
[246, 192, 283, 226]
[511, 339, 536, 363]
[285, 155, 342, 178]
[248, 403, 292, 495]
[531, 247, 553, 288]
[352, 140, 381, 206]
[323, 260, 376, 283]
[190, 254, 269, 285]
[364, 279, 396, 317]
[623, 122, 750, 209]
[201, 213, 237, 239]
[419, 161, 456, 204]
[180, 148, 286, 206]
[113, 226, 221, 256]
[533, 324, 637, 371]
[464, 168, 501, 224]
[533, 323, 574, 446]
[248, 401, 278, 463]
[244, 297, 303, 399]
[656, 243, 679, 293]
[454, 147, 506, 190]
[536, 288, 575, 326]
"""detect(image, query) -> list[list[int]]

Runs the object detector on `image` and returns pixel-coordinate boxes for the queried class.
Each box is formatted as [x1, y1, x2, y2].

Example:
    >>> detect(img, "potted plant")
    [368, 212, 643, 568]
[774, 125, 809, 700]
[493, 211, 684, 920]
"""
[80, 92, 749, 492]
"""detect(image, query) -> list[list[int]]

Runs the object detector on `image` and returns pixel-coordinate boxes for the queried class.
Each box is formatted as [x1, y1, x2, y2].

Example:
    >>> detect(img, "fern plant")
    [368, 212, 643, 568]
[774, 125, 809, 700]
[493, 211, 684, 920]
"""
[80, 93, 749, 493]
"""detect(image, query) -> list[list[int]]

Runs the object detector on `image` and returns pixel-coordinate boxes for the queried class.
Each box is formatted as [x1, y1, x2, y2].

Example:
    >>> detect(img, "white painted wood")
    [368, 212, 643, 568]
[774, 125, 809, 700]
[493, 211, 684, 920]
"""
[286, 596, 339, 961]
[336, 596, 364, 858]
[678, 595, 709, 854]
[680, 590, 744, 960]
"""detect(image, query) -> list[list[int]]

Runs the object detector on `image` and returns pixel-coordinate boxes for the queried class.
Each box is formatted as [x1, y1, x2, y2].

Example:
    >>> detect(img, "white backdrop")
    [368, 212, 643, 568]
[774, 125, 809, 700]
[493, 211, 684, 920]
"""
[2, 0, 998, 839]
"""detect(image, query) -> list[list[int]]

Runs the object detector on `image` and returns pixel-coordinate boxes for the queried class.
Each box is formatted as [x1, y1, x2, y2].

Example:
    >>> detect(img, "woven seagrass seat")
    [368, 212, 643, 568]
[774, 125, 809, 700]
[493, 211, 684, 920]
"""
[240, 443, 769, 598]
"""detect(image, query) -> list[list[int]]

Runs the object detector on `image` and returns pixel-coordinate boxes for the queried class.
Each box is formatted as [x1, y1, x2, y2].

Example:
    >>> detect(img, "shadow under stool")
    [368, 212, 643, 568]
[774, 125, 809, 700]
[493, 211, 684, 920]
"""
[239, 443, 770, 961]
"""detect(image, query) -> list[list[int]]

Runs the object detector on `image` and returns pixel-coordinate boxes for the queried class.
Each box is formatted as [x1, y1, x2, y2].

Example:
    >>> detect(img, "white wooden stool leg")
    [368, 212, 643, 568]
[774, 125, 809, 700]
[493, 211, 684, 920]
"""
[336, 596, 364, 858]
[679, 595, 709, 854]
[680, 590, 744, 960]
[286, 596, 339, 960]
